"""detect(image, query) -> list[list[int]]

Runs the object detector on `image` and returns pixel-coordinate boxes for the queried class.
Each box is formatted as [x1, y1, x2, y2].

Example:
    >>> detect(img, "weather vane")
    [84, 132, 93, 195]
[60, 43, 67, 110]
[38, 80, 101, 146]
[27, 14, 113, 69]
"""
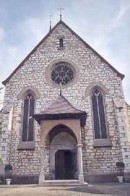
[57, 6, 64, 20]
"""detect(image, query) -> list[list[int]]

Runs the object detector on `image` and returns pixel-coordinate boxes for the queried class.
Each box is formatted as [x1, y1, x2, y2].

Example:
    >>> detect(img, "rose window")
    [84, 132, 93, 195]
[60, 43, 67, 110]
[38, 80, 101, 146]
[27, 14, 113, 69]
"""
[51, 62, 73, 85]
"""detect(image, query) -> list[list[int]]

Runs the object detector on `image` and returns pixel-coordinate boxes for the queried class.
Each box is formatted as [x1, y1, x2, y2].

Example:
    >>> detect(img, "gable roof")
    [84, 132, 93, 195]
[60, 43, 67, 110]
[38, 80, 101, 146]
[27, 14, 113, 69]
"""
[41, 94, 84, 114]
[2, 20, 124, 85]
[33, 94, 87, 126]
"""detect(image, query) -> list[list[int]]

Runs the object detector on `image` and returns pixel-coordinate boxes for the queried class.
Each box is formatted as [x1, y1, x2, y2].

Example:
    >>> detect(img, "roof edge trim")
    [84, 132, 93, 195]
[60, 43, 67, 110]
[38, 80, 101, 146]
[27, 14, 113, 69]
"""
[2, 20, 124, 85]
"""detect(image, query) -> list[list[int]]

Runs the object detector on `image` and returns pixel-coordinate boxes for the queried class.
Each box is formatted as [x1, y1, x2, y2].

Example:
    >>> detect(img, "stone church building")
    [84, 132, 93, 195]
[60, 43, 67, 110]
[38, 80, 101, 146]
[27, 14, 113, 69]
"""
[0, 19, 130, 184]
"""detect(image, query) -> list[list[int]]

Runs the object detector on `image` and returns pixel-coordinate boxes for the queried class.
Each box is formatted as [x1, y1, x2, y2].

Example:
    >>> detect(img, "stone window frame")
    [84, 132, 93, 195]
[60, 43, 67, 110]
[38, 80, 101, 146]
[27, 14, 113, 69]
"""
[59, 38, 64, 47]
[17, 86, 40, 100]
[86, 82, 112, 147]
[92, 87, 107, 139]
[17, 86, 40, 150]
[57, 35, 65, 50]
[51, 62, 74, 85]
[22, 90, 35, 141]
[45, 59, 79, 88]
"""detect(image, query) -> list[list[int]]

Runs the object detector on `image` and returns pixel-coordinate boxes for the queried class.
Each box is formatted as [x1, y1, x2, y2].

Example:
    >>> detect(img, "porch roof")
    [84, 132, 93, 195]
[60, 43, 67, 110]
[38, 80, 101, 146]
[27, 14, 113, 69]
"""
[33, 95, 87, 126]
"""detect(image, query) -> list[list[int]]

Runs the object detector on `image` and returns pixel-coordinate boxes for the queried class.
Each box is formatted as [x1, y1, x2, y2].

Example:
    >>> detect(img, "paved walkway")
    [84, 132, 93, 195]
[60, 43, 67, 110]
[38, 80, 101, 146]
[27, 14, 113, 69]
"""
[0, 183, 130, 196]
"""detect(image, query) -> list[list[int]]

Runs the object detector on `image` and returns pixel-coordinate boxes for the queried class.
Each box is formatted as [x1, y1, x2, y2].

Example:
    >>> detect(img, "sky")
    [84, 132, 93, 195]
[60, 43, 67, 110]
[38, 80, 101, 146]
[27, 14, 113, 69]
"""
[0, 0, 130, 105]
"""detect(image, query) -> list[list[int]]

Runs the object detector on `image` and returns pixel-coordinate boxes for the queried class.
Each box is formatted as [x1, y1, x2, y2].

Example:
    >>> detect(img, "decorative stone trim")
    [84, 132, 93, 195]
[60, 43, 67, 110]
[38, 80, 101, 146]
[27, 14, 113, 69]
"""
[85, 82, 109, 96]
[17, 86, 40, 100]
[17, 141, 35, 150]
[93, 138, 112, 147]
[45, 59, 79, 88]
[77, 144, 83, 148]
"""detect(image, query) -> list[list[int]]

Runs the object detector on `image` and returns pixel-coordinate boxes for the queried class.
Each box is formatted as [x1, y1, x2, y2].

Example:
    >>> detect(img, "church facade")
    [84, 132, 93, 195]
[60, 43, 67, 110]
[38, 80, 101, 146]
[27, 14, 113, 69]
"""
[0, 20, 130, 184]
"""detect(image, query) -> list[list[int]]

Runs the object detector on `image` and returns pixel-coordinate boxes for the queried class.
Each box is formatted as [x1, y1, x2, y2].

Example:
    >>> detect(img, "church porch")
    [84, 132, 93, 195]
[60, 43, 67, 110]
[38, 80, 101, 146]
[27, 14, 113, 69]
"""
[33, 95, 87, 185]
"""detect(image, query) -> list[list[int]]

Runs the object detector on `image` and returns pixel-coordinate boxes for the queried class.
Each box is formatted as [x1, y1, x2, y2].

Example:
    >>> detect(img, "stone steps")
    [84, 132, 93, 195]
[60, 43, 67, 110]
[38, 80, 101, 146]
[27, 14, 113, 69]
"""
[39, 180, 88, 186]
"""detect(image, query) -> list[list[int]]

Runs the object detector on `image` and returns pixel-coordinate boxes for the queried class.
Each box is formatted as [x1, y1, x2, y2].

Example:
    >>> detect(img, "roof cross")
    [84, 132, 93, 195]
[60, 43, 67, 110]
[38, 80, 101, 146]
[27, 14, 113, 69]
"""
[57, 6, 64, 20]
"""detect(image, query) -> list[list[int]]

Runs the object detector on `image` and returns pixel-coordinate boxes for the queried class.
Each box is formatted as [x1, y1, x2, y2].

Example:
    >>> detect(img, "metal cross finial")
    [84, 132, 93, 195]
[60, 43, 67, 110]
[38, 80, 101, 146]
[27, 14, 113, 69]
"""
[58, 7, 64, 20]
[49, 15, 53, 31]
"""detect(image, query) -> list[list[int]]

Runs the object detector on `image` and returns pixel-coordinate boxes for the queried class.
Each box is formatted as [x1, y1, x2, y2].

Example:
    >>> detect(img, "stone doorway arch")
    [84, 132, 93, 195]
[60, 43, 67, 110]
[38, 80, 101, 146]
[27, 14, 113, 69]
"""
[49, 125, 77, 179]
[38, 120, 85, 184]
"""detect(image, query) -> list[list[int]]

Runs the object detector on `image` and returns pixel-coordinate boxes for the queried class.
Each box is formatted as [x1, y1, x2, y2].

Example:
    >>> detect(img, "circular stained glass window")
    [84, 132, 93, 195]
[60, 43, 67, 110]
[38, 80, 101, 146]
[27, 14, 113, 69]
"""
[51, 62, 74, 85]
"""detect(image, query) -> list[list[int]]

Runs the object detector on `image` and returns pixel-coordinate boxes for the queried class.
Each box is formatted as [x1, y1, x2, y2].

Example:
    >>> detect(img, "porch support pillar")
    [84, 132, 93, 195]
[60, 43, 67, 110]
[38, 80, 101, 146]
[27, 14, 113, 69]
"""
[39, 145, 45, 185]
[77, 143, 84, 184]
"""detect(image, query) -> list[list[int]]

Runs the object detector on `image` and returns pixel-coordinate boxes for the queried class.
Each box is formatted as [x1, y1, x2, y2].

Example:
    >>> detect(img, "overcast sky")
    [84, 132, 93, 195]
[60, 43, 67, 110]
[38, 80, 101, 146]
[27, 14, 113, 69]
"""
[0, 0, 130, 104]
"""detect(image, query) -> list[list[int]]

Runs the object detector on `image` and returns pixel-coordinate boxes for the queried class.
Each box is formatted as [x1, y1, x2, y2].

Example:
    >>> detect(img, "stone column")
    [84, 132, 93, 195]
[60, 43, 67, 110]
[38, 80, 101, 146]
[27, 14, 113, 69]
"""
[39, 145, 45, 185]
[77, 143, 84, 184]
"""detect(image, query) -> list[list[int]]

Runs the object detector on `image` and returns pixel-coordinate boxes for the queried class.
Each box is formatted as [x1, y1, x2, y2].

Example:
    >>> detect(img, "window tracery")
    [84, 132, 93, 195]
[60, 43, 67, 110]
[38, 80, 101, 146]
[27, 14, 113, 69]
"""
[22, 90, 35, 141]
[92, 87, 107, 139]
[51, 62, 73, 85]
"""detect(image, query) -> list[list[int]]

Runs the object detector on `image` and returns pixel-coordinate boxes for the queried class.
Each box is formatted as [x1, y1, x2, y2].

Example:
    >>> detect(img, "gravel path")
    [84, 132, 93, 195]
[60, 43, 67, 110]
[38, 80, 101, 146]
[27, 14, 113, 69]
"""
[0, 183, 130, 196]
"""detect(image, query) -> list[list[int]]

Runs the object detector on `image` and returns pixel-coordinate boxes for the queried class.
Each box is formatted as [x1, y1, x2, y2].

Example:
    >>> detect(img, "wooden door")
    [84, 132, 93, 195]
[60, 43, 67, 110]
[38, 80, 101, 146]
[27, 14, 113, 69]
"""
[55, 150, 74, 179]
[64, 150, 73, 179]
[55, 150, 64, 179]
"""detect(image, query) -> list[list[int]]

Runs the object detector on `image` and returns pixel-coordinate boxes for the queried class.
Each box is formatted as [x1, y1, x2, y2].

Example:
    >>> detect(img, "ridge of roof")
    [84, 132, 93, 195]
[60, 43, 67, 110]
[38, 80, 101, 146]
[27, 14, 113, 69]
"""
[2, 20, 124, 85]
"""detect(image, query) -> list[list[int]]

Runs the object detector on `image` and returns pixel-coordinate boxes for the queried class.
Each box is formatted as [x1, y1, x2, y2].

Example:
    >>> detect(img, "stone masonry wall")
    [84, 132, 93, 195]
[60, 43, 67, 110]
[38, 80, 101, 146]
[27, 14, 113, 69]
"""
[1, 22, 130, 178]
[0, 110, 3, 157]
[125, 103, 130, 143]
[0, 109, 11, 165]
[0, 110, 2, 134]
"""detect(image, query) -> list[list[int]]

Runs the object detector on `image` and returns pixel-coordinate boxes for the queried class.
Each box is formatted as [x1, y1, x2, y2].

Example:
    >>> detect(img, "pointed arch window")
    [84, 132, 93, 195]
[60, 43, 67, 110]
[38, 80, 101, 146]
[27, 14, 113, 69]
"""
[22, 90, 35, 141]
[92, 87, 107, 139]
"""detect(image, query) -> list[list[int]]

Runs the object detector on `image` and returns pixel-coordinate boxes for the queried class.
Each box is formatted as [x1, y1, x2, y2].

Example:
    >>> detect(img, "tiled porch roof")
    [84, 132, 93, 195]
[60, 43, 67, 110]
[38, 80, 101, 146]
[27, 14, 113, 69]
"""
[33, 95, 87, 126]
[42, 95, 84, 114]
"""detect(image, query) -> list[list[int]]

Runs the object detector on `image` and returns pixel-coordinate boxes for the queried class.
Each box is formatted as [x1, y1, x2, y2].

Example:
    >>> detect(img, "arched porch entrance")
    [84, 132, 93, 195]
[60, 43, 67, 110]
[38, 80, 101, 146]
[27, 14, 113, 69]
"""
[49, 125, 77, 180]
[33, 94, 87, 184]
